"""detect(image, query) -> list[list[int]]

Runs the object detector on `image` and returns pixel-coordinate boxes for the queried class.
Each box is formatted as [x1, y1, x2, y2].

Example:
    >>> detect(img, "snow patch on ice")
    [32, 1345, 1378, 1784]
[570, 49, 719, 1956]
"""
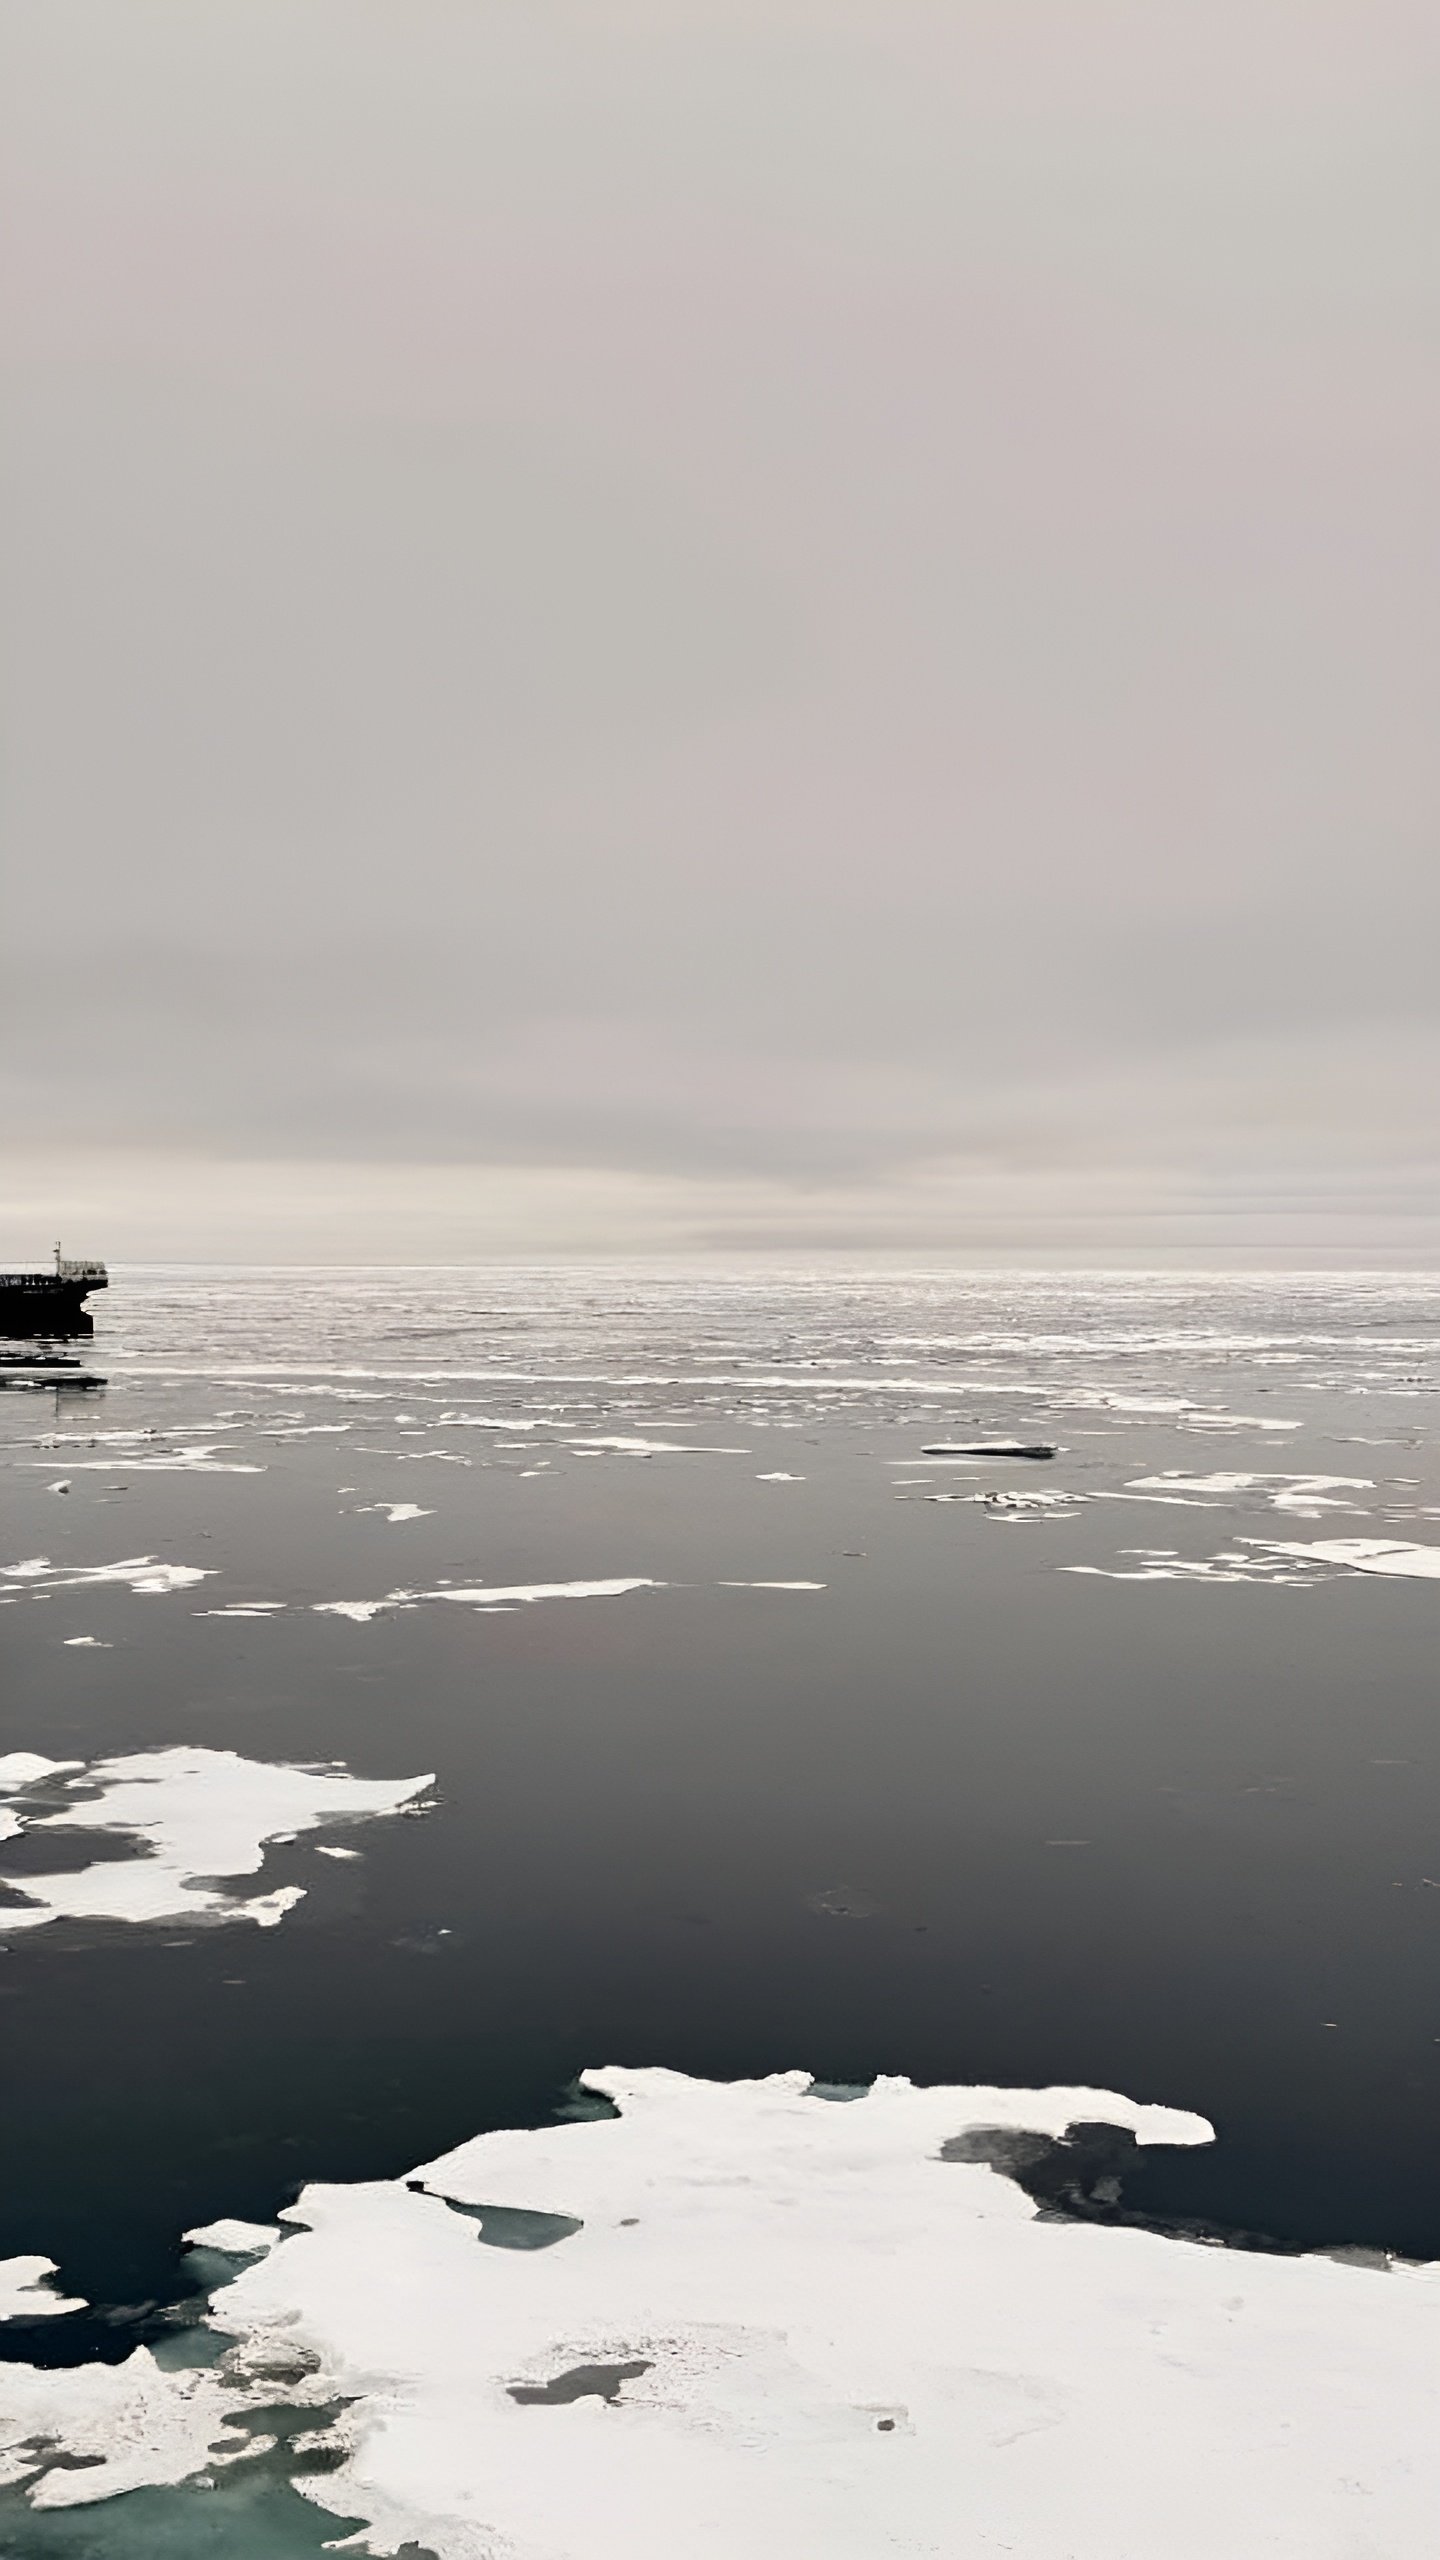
[314, 1577, 660, 1620]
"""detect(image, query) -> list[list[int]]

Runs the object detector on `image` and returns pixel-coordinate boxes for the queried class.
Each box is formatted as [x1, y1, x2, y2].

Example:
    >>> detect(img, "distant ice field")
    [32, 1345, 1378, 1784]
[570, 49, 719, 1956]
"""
[1, 1269, 1438, 2552]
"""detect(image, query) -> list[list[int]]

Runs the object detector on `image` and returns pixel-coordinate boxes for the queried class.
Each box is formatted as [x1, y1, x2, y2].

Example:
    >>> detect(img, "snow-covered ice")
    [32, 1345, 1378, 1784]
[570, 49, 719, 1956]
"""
[1127, 1472, 1374, 1519]
[1247, 1536, 1440, 1581]
[0, 2259, 86, 2322]
[182, 2219, 282, 2257]
[1, 2066, 1434, 2553]
[0, 1749, 432, 1933]
[1, 1555, 213, 1599]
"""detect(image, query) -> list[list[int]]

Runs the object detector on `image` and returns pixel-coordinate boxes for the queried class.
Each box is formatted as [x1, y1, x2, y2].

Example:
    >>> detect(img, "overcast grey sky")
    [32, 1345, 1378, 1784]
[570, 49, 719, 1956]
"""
[4, 0, 1438, 1260]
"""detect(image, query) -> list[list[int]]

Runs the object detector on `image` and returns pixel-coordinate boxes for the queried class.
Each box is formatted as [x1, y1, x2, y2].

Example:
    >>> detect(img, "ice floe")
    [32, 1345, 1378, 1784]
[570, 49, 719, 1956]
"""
[262, 1422, 352, 1438]
[1176, 1409, 1303, 1434]
[304, 1576, 832, 1622]
[1247, 1536, 1440, 1582]
[182, 2219, 281, 2258]
[566, 1437, 749, 1456]
[0, 1755, 83, 1786]
[1064, 1542, 1332, 1586]
[24, 1447, 266, 1474]
[195, 1603, 287, 1619]
[0, 2258, 86, 2322]
[435, 1412, 547, 1428]
[314, 1578, 660, 1621]
[715, 1580, 827, 1590]
[2, 1555, 213, 1599]
[2, 2065, 1434, 2551]
[430, 1577, 661, 1611]
[0, 1749, 433, 1933]
[0, 2348, 277, 2506]
[1068, 1533, 1440, 1588]
[1126, 1471, 1374, 1519]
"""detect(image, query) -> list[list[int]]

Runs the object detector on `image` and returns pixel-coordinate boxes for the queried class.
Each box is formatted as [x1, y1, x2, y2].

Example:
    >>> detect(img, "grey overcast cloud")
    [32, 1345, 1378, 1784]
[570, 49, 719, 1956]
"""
[4, 0, 1438, 1260]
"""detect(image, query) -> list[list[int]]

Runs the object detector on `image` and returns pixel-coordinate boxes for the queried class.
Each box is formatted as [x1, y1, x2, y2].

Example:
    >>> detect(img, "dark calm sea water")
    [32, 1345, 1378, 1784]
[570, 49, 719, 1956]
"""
[2, 1266, 1438, 2545]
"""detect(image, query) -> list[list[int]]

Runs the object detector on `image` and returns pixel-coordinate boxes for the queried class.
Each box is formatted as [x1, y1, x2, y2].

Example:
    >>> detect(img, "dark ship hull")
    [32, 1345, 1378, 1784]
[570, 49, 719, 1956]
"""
[0, 1267, 107, 1338]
